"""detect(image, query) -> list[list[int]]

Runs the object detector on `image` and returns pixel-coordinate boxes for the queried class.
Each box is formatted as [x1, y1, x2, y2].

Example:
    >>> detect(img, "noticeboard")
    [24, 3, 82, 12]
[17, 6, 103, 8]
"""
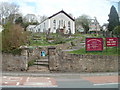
[86, 38, 103, 51]
[106, 37, 118, 47]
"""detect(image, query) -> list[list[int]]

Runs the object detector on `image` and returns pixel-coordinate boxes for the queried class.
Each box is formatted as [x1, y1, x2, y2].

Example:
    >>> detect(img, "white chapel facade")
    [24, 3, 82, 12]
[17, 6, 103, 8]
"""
[35, 10, 75, 34]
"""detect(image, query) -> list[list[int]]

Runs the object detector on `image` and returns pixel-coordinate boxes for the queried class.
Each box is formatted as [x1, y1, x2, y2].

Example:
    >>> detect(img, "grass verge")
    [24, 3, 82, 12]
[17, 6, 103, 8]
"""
[68, 47, 119, 56]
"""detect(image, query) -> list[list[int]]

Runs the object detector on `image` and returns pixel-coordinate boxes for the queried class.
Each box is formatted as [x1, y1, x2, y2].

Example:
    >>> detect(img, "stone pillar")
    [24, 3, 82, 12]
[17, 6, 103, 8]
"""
[21, 48, 28, 71]
[48, 46, 57, 71]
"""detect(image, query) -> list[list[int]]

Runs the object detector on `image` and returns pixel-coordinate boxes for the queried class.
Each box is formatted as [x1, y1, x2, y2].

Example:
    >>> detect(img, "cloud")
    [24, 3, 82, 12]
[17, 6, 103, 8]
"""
[108, 0, 120, 2]
[0, 0, 113, 25]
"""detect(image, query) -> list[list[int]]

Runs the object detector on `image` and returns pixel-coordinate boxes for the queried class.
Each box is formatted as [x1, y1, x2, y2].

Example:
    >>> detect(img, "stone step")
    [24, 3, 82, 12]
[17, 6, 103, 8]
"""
[27, 65, 49, 72]
[36, 59, 48, 62]
[28, 65, 49, 69]
[34, 62, 49, 65]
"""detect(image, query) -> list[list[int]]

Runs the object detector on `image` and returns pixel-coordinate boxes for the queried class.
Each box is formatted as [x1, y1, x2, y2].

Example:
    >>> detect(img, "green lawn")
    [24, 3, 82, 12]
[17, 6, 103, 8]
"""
[68, 47, 119, 56]
[29, 33, 75, 46]
[29, 40, 56, 46]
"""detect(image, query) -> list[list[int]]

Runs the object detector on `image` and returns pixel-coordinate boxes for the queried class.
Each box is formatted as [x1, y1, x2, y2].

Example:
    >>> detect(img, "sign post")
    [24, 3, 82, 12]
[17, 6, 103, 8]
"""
[106, 37, 118, 52]
[86, 38, 103, 52]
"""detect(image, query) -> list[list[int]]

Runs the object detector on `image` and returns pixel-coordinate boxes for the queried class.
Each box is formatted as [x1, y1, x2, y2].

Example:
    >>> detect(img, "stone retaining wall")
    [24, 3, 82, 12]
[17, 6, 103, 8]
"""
[2, 46, 50, 71]
[48, 48, 118, 72]
[2, 53, 27, 71]
[2, 46, 119, 72]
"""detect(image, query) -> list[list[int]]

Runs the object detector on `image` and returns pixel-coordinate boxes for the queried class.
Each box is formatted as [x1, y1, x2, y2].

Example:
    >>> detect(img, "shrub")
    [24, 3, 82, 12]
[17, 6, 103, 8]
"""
[28, 59, 36, 67]
[2, 23, 28, 53]
[113, 26, 120, 37]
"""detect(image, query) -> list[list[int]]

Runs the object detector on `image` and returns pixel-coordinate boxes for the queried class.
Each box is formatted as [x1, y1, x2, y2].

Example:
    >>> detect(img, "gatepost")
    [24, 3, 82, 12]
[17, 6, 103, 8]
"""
[20, 46, 29, 71]
[48, 46, 57, 71]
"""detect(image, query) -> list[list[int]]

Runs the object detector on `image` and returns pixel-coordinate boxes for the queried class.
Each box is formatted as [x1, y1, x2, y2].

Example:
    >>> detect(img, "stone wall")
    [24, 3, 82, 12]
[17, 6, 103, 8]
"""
[2, 46, 49, 71]
[2, 53, 27, 71]
[55, 37, 84, 50]
[48, 48, 118, 72]
[2, 45, 119, 72]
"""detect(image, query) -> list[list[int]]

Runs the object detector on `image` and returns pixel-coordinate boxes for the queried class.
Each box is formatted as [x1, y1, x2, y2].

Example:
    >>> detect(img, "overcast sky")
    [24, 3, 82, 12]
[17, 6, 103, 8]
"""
[0, 0, 119, 25]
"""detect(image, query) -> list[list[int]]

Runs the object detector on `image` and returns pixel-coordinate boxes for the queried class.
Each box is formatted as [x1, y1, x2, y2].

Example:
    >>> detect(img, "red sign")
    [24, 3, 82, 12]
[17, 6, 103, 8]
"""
[86, 38, 103, 51]
[106, 37, 118, 47]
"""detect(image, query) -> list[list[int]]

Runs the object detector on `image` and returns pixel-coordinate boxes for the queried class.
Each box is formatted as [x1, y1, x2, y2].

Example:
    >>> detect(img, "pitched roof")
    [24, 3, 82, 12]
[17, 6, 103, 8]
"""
[48, 10, 75, 21]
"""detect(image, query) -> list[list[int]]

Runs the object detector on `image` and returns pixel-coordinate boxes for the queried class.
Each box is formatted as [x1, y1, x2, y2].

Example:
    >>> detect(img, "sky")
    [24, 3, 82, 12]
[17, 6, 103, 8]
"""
[0, 0, 119, 25]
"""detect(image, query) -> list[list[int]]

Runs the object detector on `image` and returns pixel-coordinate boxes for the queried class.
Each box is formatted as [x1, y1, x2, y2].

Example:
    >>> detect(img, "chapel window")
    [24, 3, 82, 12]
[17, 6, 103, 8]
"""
[53, 20, 56, 29]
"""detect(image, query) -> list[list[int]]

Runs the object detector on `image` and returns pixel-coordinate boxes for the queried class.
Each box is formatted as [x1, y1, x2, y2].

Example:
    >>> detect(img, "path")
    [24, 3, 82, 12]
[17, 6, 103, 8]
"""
[27, 57, 49, 73]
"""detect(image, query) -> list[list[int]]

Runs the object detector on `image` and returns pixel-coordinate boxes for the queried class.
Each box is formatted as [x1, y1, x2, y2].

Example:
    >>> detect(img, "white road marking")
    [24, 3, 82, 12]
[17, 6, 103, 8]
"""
[20, 77, 23, 81]
[47, 78, 50, 79]
[94, 83, 119, 86]
[48, 81, 51, 83]
[26, 77, 30, 82]
[24, 82, 51, 85]
[3, 76, 7, 78]
[16, 82, 20, 85]
[4, 82, 8, 84]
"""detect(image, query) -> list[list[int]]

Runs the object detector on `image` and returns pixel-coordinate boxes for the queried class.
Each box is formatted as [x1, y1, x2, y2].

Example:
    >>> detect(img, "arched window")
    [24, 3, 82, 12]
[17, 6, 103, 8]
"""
[44, 23, 45, 28]
[61, 20, 63, 26]
[38, 29, 40, 32]
[53, 20, 56, 29]
[53, 20, 56, 23]
[59, 20, 60, 27]
[68, 21, 71, 30]
[43, 23, 46, 32]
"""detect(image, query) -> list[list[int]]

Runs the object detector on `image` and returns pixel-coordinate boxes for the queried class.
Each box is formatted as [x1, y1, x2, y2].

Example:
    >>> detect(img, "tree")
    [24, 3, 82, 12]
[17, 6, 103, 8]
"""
[113, 25, 120, 37]
[75, 15, 91, 34]
[0, 2, 19, 24]
[40, 15, 47, 22]
[108, 6, 120, 33]
[23, 14, 38, 23]
[2, 23, 28, 52]
[15, 16, 23, 24]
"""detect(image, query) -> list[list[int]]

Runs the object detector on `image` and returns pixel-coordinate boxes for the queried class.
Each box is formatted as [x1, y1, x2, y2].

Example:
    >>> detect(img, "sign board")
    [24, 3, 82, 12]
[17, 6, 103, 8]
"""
[86, 38, 103, 51]
[106, 37, 118, 47]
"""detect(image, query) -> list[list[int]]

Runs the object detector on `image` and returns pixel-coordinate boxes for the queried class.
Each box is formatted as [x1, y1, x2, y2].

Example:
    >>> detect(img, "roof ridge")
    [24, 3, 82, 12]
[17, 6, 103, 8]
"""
[48, 10, 75, 21]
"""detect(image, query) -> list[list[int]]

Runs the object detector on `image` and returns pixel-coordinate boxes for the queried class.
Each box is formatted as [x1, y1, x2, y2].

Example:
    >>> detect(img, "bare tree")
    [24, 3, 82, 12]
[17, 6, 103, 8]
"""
[40, 15, 48, 22]
[75, 15, 91, 34]
[0, 2, 19, 24]
[69, 13, 73, 18]
[23, 14, 38, 23]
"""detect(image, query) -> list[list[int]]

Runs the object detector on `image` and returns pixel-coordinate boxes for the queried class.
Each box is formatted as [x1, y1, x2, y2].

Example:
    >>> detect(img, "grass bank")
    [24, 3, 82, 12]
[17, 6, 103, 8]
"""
[68, 47, 119, 56]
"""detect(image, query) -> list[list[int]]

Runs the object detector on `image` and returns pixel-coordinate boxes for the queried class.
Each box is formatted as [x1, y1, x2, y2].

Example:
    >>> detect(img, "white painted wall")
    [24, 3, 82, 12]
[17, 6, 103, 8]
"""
[26, 25, 36, 32]
[37, 19, 49, 33]
[37, 12, 75, 34]
[49, 13, 75, 34]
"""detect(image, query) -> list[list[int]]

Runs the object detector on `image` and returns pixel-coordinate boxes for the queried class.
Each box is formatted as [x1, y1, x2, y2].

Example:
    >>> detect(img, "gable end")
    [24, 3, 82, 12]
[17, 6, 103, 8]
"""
[48, 10, 75, 21]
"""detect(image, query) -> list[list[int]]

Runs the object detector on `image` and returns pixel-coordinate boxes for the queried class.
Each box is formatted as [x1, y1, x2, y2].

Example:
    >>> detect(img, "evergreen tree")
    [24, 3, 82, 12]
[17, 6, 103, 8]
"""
[15, 17, 23, 24]
[108, 6, 120, 32]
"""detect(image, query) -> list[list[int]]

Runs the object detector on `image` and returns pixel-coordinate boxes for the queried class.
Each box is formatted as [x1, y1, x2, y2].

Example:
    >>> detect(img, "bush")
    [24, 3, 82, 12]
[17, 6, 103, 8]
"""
[52, 35, 66, 44]
[28, 59, 36, 67]
[71, 41, 76, 46]
[113, 26, 120, 37]
[2, 23, 28, 53]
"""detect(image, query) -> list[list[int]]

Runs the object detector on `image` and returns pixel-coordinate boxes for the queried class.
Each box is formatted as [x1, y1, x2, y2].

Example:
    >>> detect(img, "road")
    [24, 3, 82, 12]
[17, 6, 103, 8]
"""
[1, 72, 120, 89]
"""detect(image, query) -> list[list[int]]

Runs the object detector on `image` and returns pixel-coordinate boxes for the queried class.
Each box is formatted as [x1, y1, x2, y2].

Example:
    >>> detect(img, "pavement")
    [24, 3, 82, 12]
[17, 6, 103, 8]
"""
[0, 72, 120, 88]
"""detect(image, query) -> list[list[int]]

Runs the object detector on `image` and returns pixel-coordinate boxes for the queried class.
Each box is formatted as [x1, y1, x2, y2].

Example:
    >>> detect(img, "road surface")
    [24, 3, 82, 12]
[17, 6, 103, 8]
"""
[0, 72, 120, 89]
